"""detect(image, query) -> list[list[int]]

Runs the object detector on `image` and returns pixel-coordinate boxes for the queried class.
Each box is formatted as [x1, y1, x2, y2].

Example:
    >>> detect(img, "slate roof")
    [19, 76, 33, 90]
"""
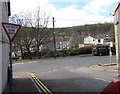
[93, 36, 105, 39]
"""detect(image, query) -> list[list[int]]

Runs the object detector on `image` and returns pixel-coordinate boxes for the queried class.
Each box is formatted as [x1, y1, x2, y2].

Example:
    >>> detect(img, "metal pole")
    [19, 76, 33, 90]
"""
[109, 46, 112, 65]
[9, 42, 13, 80]
[8, 42, 13, 93]
[53, 17, 56, 58]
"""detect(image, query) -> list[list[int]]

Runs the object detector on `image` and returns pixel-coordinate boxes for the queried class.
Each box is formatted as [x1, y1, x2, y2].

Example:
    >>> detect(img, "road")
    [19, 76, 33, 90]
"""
[13, 55, 116, 93]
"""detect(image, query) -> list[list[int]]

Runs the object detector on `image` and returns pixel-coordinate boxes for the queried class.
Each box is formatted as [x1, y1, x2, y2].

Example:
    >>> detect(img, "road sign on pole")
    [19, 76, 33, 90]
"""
[2, 22, 21, 81]
[2, 22, 21, 42]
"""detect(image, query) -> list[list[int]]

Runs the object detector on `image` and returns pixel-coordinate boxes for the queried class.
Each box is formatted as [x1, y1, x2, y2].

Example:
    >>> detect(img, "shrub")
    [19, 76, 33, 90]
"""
[69, 46, 92, 56]
[69, 49, 79, 56]
[61, 50, 70, 57]
[78, 46, 92, 54]
[59, 46, 92, 56]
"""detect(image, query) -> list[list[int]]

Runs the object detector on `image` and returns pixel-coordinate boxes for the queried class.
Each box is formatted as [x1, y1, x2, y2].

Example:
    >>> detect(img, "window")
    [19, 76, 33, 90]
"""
[98, 39, 101, 43]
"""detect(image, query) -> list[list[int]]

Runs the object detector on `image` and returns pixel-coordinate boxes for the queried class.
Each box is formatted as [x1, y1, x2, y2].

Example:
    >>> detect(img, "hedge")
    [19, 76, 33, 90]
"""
[61, 46, 92, 56]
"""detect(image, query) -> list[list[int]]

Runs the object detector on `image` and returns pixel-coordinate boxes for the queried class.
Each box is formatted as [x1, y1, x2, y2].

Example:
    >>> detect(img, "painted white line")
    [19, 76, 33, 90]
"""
[30, 76, 42, 93]
[94, 77, 111, 82]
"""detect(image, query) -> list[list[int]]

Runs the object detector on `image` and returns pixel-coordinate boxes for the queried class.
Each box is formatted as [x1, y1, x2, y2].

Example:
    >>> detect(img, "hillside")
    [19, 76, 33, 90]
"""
[55, 23, 114, 37]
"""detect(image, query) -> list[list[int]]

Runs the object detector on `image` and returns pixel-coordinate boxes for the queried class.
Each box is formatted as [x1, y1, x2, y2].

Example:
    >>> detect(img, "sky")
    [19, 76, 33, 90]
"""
[10, 0, 119, 28]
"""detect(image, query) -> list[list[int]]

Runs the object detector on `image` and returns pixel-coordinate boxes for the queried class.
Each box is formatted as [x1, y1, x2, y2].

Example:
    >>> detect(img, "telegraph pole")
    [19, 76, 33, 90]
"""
[53, 17, 56, 58]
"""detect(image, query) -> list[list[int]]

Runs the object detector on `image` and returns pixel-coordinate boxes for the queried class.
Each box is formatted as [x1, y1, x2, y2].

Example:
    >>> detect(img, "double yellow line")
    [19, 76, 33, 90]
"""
[27, 72, 53, 94]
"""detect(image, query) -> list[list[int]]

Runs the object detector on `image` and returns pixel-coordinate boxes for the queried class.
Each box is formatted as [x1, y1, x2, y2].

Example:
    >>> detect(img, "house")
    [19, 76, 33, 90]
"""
[84, 35, 112, 46]
[0, 0, 11, 93]
[112, 1, 120, 69]
[84, 36, 104, 46]
[55, 36, 70, 50]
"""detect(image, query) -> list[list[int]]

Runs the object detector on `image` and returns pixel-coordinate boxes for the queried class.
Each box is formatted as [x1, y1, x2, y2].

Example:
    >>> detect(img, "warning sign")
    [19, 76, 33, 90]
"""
[2, 22, 21, 42]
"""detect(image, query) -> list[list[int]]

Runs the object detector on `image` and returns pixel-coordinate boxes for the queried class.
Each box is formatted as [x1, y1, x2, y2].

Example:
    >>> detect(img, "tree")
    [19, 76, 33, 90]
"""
[29, 7, 52, 59]
[10, 13, 34, 59]
[9, 7, 52, 59]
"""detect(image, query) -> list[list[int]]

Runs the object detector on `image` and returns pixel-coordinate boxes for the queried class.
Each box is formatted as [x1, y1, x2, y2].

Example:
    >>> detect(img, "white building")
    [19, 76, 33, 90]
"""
[84, 36, 109, 46]
[0, 0, 11, 93]
[56, 37, 70, 50]
[84, 36, 96, 46]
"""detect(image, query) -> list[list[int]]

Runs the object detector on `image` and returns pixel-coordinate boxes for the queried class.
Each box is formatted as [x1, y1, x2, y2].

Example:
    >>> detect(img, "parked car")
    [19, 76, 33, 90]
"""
[92, 45, 116, 56]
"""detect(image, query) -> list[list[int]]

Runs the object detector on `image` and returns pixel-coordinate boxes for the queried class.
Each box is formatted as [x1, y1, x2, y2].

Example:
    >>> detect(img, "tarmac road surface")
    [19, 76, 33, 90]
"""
[13, 55, 116, 93]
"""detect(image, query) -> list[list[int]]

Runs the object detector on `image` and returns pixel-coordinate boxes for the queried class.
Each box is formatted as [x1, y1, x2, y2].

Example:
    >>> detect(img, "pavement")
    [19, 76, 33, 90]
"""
[90, 63, 119, 73]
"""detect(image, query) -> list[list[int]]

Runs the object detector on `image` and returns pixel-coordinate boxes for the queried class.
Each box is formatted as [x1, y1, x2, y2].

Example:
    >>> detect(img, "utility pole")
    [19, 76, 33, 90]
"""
[37, 9, 40, 59]
[9, 42, 13, 81]
[53, 17, 56, 58]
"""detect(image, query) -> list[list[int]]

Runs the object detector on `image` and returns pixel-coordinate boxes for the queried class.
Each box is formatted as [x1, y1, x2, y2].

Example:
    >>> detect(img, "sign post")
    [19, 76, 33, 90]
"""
[109, 42, 113, 65]
[2, 22, 21, 81]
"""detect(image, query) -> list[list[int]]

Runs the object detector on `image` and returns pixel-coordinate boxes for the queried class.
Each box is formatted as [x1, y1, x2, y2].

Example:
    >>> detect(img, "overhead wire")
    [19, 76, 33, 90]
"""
[9, 16, 114, 28]
[9, 16, 113, 23]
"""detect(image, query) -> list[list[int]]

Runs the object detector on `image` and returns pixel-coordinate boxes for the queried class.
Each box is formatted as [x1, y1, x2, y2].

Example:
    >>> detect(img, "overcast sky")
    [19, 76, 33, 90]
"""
[11, 0, 119, 27]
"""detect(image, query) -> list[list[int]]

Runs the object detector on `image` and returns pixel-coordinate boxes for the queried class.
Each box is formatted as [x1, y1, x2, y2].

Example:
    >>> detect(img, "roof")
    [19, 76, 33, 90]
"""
[111, 1, 120, 16]
[93, 36, 105, 39]
[56, 37, 70, 42]
[84, 35, 106, 39]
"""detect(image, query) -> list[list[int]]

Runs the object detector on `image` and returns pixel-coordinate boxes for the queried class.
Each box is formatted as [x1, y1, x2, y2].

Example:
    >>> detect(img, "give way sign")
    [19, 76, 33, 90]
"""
[2, 22, 21, 42]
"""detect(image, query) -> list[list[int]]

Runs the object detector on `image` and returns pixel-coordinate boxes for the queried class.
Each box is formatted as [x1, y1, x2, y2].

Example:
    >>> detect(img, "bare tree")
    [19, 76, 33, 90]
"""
[29, 7, 52, 59]
[10, 12, 35, 59]
[9, 7, 52, 59]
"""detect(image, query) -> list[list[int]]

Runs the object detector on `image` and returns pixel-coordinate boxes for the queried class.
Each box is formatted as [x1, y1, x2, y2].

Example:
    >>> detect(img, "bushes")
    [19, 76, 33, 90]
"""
[69, 49, 79, 56]
[60, 49, 70, 57]
[22, 46, 92, 59]
[77, 46, 92, 54]
[61, 46, 92, 56]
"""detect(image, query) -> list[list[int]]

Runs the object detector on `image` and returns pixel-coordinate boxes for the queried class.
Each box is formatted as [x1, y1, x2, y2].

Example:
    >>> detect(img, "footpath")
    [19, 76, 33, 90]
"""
[4, 72, 41, 94]
[90, 63, 119, 73]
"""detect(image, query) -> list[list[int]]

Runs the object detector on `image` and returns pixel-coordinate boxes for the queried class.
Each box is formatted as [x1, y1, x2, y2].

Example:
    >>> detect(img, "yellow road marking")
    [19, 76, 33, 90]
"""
[13, 61, 38, 65]
[13, 63, 24, 65]
[35, 77, 52, 94]
[27, 72, 53, 94]
[33, 77, 48, 94]
[14, 72, 53, 94]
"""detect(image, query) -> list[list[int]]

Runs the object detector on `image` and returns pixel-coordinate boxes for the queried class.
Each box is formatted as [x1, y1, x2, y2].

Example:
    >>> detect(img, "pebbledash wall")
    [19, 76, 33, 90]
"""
[0, 0, 10, 93]
[112, 1, 120, 72]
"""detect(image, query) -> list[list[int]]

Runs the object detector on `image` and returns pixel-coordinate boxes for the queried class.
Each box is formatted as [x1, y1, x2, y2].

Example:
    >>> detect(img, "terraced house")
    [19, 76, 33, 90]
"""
[0, 0, 11, 93]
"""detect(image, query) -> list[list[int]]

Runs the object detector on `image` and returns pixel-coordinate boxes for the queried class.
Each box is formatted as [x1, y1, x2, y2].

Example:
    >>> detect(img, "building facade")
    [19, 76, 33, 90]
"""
[112, 1, 120, 71]
[0, 0, 10, 93]
[56, 37, 70, 50]
[84, 36, 105, 46]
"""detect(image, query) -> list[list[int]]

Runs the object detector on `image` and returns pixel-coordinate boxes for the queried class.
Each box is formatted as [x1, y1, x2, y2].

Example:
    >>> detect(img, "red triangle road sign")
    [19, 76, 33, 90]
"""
[2, 22, 21, 42]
